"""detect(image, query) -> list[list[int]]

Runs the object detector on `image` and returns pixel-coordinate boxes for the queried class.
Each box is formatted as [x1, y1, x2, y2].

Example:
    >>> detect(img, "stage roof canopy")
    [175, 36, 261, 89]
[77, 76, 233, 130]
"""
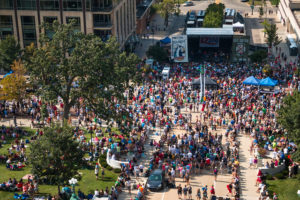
[186, 27, 234, 36]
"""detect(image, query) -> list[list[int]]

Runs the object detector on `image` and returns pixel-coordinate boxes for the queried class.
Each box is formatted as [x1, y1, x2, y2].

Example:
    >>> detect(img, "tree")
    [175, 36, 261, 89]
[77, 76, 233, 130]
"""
[203, 3, 225, 28]
[25, 21, 140, 120]
[146, 44, 169, 63]
[154, 0, 176, 27]
[277, 91, 300, 161]
[249, 50, 268, 63]
[263, 21, 282, 48]
[0, 35, 21, 72]
[0, 60, 30, 105]
[29, 124, 85, 194]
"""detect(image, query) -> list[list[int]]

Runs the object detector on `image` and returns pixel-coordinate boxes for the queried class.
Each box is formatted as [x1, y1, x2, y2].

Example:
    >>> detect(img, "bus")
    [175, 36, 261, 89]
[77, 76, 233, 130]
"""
[286, 34, 298, 56]
[225, 8, 236, 19]
[197, 10, 205, 19]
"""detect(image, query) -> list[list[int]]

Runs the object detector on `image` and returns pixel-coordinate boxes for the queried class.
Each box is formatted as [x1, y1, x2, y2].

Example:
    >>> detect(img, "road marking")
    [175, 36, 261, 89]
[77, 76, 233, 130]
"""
[161, 188, 167, 200]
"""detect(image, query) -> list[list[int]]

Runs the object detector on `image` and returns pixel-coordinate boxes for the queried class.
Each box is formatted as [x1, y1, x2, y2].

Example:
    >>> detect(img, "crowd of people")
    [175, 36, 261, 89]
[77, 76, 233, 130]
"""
[0, 53, 300, 200]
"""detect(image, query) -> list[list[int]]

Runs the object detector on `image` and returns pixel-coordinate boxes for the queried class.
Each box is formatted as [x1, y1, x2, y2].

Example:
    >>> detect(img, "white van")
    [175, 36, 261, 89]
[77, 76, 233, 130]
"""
[162, 67, 170, 80]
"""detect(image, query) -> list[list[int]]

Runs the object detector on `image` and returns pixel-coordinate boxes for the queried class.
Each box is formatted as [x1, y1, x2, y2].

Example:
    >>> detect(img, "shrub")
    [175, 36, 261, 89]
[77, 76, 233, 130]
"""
[106, 166, 113, 171]
[114, 168, 122, 173]
[249, 50, 268, 63]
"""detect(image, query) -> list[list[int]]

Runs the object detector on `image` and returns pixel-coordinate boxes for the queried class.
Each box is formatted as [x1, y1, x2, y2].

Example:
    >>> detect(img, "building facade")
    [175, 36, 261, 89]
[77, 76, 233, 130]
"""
[278, 0, 300, 41]
[136, 0, 154, 35]
[0, 0, 136, 48]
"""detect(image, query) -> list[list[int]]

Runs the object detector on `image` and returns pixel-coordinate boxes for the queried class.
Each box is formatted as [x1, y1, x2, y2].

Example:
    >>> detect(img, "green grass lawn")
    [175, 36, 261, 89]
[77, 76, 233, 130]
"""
[0, 127, 120, 199]
[266, 174, 300, 200]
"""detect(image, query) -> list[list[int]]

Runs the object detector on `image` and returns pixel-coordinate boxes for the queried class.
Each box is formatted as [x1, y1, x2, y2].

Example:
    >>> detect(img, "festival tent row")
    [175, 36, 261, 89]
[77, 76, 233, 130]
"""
[243, 76, 278, 87]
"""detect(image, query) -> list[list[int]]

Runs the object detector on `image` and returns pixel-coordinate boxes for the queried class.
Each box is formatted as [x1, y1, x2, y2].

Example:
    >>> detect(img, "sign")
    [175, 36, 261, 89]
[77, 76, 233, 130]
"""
[236, 43, 245, 56]
[171, 35, 189, 62]
[199, 37, 219, 47]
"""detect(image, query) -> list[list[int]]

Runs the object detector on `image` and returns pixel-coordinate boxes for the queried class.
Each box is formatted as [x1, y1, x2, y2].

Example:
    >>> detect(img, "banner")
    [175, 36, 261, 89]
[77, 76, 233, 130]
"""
[171, 35, 189, 62]
[199, 37, 219, 47]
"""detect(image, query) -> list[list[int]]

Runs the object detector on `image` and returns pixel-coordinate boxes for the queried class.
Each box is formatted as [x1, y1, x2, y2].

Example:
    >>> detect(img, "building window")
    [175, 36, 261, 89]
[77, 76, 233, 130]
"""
[66, 17, 81, 32]
[0, 15, 13, 39]
[93, 14, 111, 27]
[91, 0, 113, 11]
[0, 0, 13, 9]
[63, 0, 82, 11]
[86, 0, 91, 11]
[94, 29, 111, 41]
[43, 16, 57, 39]
[21, 16, 36, 47]
[17, 0, 37, 10]
[40, 0, 59, 10]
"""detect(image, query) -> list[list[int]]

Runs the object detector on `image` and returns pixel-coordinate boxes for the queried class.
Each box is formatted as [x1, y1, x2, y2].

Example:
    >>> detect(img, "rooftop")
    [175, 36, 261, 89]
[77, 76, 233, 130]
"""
[186, 27, 234, 36]
[293, 10, 300, 27]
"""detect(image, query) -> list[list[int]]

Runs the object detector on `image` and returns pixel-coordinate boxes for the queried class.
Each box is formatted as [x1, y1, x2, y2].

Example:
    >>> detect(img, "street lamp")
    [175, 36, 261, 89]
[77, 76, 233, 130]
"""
[69, 178, 78, 193]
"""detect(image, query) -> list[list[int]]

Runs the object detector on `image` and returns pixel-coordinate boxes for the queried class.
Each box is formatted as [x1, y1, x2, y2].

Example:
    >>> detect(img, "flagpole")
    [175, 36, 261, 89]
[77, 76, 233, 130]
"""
[204, 65, 206, 98]
[200, 65, 202, 102]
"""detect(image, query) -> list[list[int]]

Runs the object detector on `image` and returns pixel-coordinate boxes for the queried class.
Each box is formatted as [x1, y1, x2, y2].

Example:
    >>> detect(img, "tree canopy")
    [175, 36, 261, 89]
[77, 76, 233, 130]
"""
[154, 0, 176, 27]
[0, 60, 30, 103]
[263, 20, 282, 48]
[203, 3, 225, 28]
[146, 44, 169, 63]
[25, 21, 140, 120]
[249, 50, 268, 63]
[277, 91, 300, 161]
[29, 124, 85, 191]
[0, 35, 21, 72]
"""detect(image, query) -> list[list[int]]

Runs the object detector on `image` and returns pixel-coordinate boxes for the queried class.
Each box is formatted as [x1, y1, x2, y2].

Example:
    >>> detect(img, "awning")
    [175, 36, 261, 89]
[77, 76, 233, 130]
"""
[160, 37, 171, 44]
[233, 21, 244, 28]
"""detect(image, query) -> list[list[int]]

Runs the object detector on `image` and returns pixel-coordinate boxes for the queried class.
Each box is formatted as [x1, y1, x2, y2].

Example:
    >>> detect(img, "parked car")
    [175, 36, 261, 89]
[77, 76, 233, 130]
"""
[146, 169, 165, 191]
[184, 1, 194, 6]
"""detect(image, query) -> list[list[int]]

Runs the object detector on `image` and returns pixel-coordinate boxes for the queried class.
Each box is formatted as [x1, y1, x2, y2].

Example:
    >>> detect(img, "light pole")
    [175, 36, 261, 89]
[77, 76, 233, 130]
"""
[69, 178, 78, 194]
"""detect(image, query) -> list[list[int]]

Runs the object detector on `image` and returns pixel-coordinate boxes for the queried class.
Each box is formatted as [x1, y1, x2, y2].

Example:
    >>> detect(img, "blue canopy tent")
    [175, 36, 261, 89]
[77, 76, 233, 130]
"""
[243, 76, 260, 85]
[3, 71, 13, 78]
[160, 37, 171, 44]
[259, 77, 278, 87]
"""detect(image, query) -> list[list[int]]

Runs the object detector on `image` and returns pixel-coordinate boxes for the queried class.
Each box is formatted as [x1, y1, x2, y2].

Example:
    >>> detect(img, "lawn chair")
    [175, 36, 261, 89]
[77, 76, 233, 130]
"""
[13, 193, 21, 199]
[21, 194, 29, 200]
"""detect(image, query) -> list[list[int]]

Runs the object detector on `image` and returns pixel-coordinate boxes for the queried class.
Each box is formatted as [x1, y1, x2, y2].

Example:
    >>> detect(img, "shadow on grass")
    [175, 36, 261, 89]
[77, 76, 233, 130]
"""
[101, 177, 114, 182]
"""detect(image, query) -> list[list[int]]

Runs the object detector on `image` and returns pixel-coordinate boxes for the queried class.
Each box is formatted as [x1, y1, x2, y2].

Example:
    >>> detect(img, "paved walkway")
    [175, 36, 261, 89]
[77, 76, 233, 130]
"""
[239, 134, 260, 200]
[117, 127, 161, 200]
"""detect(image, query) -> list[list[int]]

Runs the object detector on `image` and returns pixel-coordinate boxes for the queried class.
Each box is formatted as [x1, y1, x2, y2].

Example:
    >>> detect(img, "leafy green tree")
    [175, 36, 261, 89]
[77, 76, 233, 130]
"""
[203, 3, 225, 28]
[249, 50, 268, 63]
[154, 0, 176, 27]
[0, 35, 21, 72]
[146, 44, 169, 63]
[29, 124, 85, 193]
[263, 20, 282, 48]
[25, 21, 140, 120]
[277, 91, 300, 161]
